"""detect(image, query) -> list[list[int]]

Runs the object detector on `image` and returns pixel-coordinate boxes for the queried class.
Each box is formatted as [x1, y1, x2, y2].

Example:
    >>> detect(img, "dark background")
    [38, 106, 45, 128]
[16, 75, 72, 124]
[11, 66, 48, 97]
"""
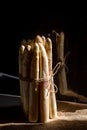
[0, 2, 87, 97]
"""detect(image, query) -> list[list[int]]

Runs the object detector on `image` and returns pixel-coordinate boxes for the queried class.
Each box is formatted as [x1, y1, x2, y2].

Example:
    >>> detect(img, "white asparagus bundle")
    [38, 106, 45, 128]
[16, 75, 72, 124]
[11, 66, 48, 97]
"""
[45, 38, 57, 119]
[22, 45, 31, 116]
[28, 43, 39, 122]
[36, 35, 50, 122]
[57, 32, 68, 94]
[19, 34, 59, 123]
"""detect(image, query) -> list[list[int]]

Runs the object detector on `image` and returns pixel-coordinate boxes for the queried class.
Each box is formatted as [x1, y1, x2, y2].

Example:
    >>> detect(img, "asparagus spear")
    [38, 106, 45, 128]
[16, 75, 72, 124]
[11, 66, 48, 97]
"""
[42, 35, 46, 46]
[18, 44, 25, 110]
[28, 43, 39, 122]
[35, 35, 43, 87]
[57, 32, 68, 94]
[22, 44, 32, 116]
[37, 35, 50, 123]
[45, 37, 58, 119]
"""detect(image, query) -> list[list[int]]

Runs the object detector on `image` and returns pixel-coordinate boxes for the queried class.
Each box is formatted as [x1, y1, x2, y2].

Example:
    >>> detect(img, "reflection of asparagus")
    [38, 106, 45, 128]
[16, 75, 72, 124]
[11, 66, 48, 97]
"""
[37, 35, 50, 123]
[57, 32, 68, 94]
[28, 43, 39, 122]
[46, 38, 57, 119]
[22, 45, 31, 116]
[57, 32, 87, 103]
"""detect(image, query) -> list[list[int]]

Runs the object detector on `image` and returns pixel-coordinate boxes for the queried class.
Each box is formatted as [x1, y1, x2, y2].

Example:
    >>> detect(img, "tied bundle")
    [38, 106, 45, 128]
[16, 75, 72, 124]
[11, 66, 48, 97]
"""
[19, 35, 58, 123]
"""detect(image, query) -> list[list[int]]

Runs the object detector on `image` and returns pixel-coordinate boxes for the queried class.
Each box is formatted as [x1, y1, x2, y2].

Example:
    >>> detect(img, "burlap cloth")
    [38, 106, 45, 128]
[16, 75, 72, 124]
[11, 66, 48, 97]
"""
[0, 95, 87, 130]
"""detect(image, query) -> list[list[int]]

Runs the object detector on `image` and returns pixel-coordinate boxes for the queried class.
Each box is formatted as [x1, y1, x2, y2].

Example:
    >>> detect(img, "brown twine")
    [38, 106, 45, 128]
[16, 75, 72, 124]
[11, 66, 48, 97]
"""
[32, 62, 61, 93]
[35, 51, 70, 93]
[19, 61, 64, 93]
[49, 61, 64, 93]
[19, 52, 70, 93]
[34, 60, 66, 93]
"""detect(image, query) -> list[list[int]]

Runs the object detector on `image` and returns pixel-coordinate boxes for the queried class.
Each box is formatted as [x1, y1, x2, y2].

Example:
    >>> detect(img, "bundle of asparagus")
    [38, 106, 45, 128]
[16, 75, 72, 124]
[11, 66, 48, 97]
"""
[19, 35, 58, 123]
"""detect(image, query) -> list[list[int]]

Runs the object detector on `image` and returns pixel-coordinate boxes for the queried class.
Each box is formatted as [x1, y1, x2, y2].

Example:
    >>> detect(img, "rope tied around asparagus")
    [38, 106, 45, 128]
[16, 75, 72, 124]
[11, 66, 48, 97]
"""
[55, 51, 70, 74]
[19, 51, 70, 93]
[49, 51, 70, 93]
[19, 62, 62, 93]
[34, 52, 70, 93]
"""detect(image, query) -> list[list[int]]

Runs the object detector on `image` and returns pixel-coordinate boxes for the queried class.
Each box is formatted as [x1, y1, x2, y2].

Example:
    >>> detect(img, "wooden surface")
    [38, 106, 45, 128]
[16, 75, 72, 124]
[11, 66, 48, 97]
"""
[0, 96, 87, 130]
